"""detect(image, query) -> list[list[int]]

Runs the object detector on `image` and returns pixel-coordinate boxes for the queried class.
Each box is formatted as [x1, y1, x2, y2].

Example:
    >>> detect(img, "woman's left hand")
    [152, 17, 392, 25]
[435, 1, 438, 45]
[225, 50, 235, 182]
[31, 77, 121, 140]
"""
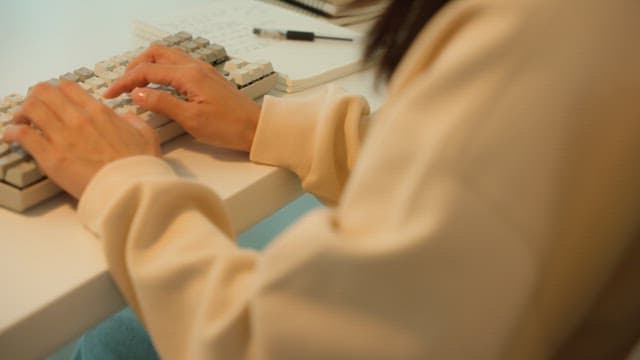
[2, 80, 161, 199]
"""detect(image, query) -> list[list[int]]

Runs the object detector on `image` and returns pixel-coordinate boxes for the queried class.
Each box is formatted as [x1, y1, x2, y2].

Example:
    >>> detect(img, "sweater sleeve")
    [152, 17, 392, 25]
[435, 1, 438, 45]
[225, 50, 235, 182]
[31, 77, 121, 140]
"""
[250, 85, 370, 205]
[78, 155, 532, 360]
[79, 156, 255, 359]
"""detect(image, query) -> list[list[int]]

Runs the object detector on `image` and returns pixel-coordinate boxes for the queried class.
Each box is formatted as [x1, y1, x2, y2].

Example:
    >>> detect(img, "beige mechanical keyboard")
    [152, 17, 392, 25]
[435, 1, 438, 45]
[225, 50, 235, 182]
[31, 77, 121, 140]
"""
[0, 32, 278, 212]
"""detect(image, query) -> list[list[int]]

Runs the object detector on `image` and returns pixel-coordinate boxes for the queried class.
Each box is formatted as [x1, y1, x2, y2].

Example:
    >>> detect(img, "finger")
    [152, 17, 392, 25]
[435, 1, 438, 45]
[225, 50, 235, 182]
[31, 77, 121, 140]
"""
[2, 124, 51, 163]
[28, 82, 86, 127]
[126, 44, 195, 72]
[57, 80, 102, 109]
[12, 96, 63, 139]
[52, 80, 115, 136]
[57, 80, 124, 140]
[56, 80, 116, 134]
[104, 63, 196, 99]
[130, 87, 191, 122]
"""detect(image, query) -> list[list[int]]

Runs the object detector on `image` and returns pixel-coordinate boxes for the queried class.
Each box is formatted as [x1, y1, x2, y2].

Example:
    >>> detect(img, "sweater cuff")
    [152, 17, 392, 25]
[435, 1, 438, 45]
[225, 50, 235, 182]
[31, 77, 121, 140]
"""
[78, 156, 176, 235]
[250, 95, 318, 177]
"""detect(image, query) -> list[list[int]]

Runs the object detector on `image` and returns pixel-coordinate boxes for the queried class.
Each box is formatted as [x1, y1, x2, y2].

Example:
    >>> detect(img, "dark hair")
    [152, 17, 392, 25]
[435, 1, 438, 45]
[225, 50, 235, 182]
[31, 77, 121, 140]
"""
[365, 0, 450, 81]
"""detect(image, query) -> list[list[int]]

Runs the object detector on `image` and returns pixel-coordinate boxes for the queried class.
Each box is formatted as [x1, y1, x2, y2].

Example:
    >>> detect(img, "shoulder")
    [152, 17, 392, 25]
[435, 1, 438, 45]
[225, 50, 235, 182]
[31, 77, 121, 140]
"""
[389, 0, 639, 95]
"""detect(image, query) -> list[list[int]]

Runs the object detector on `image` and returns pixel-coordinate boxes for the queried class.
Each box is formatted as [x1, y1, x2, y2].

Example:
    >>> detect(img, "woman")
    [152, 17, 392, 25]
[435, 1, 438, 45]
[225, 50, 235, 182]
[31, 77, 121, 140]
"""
[7, 0, 640, 358]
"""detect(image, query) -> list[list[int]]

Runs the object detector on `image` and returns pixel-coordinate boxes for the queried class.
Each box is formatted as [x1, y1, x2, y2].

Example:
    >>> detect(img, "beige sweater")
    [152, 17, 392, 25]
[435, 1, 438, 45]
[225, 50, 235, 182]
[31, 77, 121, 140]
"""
[78, 0, 640, 358]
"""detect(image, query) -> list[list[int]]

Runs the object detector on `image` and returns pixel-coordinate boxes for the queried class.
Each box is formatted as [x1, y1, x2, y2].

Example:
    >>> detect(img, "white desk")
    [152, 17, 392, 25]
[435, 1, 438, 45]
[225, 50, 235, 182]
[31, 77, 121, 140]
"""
[0, 1, 384, 359]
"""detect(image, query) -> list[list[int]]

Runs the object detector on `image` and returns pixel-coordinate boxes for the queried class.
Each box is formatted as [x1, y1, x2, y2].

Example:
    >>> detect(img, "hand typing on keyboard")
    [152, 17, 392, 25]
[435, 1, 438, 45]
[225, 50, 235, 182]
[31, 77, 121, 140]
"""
[105, 44, 261, 152]
[0, 32, 278, 211]
[4, 81, 161, 199]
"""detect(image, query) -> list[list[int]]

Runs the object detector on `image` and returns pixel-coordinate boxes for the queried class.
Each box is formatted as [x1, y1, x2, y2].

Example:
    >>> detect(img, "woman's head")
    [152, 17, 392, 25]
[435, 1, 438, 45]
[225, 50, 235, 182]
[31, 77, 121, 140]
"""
[365, 0, 450, 81]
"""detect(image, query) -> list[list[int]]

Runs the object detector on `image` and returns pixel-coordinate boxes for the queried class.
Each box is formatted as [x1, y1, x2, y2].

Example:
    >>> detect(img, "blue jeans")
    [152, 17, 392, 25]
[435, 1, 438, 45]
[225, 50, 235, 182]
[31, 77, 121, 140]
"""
[72, 308, 159, 360]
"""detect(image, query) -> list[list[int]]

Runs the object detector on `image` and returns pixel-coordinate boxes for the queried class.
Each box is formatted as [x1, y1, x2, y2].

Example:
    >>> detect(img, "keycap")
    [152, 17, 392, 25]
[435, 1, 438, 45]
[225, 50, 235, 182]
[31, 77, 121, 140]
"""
[5, 161, 44, 188]
[74, 67, 94, 81]
[0, 112, 11, 126]
[59, 72, 80, 82]
[162, 35, 181, 46]
[0, 151, 28, 178]
[111, 55, 128, 66]
[175, 31, 192, 42]
[0, 143, 10, 157]
[244, 64, 262, 80]
[231, 68, 252, 86]
[84, 76, 107, 90]
[194, 48, 216, 63]
[208, 45, 227, 62]
[224, 59, 247, 73]
[99, 71, 120, 83]
[193, 37, 210, 48]
[253, 60, 274, 76]
[121, 49, 139, 62]
[91, 89, 107, 100]
[5, 94, 24, 106]
[79, 82, 92, 92]
[0, 100, 10, 113]
[181, 40, 199, 52]
[112, 66, 126, 77]
[94, 60, 116, 75]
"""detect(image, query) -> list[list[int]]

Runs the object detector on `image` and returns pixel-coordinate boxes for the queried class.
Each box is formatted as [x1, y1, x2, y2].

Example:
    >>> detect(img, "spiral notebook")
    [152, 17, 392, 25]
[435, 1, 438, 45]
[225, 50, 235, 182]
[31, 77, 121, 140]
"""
[131, 0, 367, 93]
[280, 0, 389, 17]
[261, 0, 383, 25]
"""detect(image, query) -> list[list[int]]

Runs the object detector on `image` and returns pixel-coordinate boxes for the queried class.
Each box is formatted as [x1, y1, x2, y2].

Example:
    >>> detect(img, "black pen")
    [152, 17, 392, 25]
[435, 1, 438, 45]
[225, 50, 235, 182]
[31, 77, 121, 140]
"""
[253, 27, 353, 42]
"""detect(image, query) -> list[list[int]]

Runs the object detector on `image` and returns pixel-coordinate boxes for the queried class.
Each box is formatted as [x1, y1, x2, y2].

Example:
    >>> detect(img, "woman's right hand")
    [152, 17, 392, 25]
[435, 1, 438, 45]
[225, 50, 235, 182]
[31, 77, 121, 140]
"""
[104, 44, 261, 152]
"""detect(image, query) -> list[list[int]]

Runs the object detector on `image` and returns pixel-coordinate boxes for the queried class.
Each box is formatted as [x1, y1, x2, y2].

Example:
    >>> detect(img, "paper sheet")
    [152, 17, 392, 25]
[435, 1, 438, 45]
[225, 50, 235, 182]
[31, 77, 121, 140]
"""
[132, 0, 366, 92]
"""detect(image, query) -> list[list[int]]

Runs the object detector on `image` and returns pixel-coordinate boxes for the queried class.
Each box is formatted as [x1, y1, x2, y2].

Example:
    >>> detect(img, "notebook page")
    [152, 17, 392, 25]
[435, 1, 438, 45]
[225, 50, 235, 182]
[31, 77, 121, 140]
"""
[132, 0, 366, 92]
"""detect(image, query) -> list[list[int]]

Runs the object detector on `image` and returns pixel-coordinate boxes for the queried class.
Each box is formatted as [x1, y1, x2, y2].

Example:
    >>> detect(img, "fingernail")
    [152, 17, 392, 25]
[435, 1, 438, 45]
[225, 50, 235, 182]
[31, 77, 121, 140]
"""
[103, 86, 114, 98]
[131, 88, 147, 102]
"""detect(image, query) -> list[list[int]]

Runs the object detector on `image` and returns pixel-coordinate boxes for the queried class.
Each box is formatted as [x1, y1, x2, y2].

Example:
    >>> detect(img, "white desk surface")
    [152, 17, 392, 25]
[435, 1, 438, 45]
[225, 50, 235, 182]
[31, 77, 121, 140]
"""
[0, 1, 384, 359]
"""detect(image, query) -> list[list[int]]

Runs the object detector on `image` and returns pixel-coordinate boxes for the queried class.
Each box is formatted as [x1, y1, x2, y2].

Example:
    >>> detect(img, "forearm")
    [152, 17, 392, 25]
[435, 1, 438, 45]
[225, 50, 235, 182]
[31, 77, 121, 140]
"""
[79, 156, 258, 359]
